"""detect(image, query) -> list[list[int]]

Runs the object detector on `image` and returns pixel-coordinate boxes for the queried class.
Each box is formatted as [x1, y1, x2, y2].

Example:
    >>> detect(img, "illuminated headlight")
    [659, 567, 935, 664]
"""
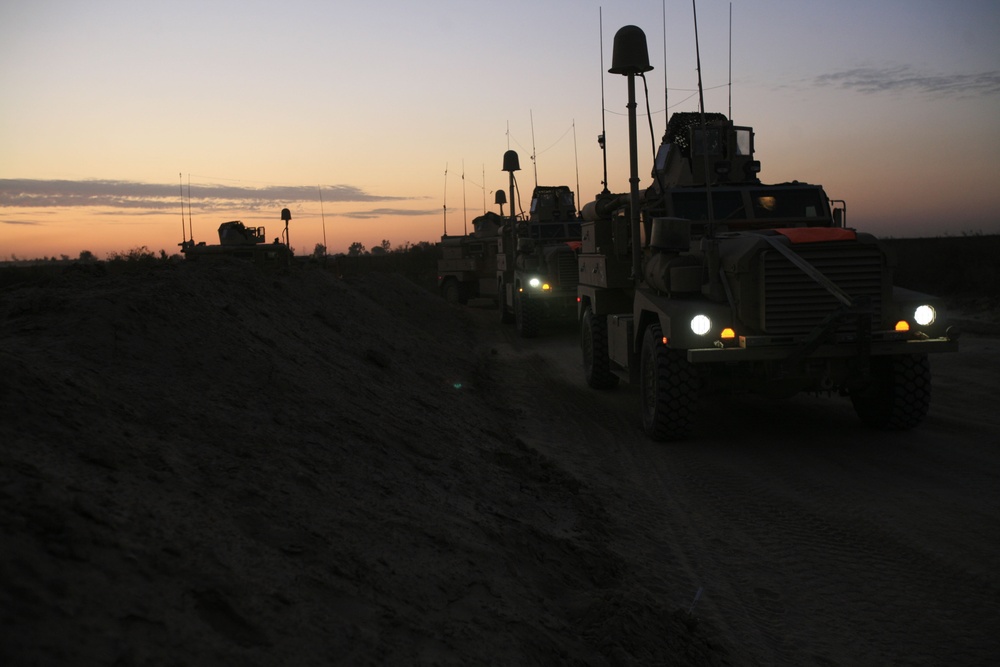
[690, 314, 712, 336]
[528, 277, 541, 288]
[914, 305, 936, 326]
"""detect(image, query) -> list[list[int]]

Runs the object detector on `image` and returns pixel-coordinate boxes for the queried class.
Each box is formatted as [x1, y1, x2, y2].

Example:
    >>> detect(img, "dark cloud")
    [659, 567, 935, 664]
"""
[340, 207, 441, 220]
[1, 219, 39, 226]
[0, 179, 406, 210]
[815, 65, 1000, 97]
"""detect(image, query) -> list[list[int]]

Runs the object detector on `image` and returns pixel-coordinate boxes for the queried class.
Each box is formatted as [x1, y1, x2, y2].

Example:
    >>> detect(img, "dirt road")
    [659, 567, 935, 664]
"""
[478, 308, 1000, 666]
[2, 263, 995, 665]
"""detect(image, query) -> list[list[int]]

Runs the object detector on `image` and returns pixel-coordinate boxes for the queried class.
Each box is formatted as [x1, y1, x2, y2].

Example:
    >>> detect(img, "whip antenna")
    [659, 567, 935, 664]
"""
[728, 2, 733, 119]
[186, 174, 193, 241]
[573, 120, 581, 207]
[598, 7, 609, 194]
[442, 163, 448, 236]
[318, 186, 327, 254]
[179, 173, 186, 244]
[663, 0, 669, 132]
[692, 0, 716, 232]
[530, 110, 538, 187]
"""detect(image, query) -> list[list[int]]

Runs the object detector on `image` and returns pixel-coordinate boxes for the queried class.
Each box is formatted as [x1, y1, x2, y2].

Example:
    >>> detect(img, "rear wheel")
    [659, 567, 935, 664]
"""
[441, 279, 461, 304]
[640, 324, 699, 441]
[582, 306, 618, 389]
[850, 354, 931, 430]
[515, 289, 540, 338]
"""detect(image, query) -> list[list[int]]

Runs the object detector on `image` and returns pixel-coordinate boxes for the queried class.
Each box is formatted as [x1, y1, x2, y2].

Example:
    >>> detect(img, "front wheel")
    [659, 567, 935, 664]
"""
[515, 290, 540, 338]
[850, 354, 931, 430]
[441, 279, 461, 304]
[640, 324, 699, 441]
[582, 306, 618, 389]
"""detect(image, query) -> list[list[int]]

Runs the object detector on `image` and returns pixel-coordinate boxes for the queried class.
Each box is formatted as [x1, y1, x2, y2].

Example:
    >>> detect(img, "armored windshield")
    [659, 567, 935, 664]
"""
[672, 190, 746, 222]
[691, 128, 723, 156]
[750, 188, 826, 220]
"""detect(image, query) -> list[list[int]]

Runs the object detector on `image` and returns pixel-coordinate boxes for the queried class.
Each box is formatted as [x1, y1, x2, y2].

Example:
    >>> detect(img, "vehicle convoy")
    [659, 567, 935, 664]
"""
[496, 164, 583, 337]
[180, 209, 292, 265]
[578, 25, 960, 440]
[437, 212, 503, 304]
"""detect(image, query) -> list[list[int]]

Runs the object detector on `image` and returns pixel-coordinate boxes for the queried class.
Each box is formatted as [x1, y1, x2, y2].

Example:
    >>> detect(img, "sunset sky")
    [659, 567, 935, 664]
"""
[2, 0, 999, 260]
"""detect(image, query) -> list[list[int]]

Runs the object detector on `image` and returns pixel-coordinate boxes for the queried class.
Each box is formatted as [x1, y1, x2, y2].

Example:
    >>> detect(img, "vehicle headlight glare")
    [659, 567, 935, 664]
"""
[914, 305, 936, 326]
[529, 277, 541, 288]
[690, 314, 712, 336]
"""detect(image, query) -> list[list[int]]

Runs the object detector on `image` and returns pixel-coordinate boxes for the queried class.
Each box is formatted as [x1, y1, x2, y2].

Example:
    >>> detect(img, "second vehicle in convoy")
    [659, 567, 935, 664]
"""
[495, 160, 583, 337]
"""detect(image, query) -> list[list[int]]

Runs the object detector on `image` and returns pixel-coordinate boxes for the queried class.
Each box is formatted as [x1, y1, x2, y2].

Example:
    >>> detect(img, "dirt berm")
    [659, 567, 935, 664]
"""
[0, 261, 734, 666]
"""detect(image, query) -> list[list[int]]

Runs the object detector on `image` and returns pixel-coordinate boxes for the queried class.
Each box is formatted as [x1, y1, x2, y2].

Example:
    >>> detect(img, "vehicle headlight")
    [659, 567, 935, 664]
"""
[914, 305, 936, 326]
[529, 277, 541, 288]
[690, 314, 712, 336]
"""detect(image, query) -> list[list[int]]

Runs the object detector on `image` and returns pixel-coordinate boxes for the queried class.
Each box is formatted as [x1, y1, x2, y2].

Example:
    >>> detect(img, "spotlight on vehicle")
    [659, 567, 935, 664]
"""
[691, 314, 712, 336]
[914, 305, 936, 326]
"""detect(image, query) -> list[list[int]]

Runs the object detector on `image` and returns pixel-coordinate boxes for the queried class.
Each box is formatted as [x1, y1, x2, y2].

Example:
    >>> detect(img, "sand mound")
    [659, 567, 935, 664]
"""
[1, 260, 731, 665]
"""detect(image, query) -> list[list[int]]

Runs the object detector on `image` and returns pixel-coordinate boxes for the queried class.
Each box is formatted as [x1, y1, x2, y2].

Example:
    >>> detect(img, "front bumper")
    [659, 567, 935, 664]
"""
[687, 335, 957, 364]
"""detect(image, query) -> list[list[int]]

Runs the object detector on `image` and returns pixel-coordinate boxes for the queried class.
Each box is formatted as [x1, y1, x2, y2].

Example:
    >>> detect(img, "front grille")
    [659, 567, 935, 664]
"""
[553, 249, 579, 288]
[761, 243, 884, 335]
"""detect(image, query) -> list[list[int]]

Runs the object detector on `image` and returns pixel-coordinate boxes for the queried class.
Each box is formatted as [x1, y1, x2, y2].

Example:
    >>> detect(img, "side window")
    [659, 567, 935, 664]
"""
[734, 128, 752, 156]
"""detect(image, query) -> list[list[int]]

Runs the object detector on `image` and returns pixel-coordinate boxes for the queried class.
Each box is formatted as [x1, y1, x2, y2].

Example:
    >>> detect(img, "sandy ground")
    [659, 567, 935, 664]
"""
[1, 260, 997, 665]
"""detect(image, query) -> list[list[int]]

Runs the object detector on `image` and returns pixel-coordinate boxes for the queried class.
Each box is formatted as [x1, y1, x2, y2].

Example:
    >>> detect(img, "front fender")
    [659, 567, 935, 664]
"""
[634, 289, 732, 350]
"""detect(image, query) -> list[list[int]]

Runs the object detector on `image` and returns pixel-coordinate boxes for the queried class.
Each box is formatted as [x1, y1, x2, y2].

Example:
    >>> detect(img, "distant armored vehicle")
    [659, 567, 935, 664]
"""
[496, 179, 582, 337]
[180, 210, 292, 265]
[437, 212, 502, 304]
[578, 26, 959, 440]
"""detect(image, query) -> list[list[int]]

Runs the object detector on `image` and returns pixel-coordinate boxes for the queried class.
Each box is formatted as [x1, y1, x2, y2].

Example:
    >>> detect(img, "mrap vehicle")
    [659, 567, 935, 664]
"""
[437, 212, 503, 304]
[496, 177, 583, 338]
[180, 217, 291, 265]
[577, 26, 959, 440]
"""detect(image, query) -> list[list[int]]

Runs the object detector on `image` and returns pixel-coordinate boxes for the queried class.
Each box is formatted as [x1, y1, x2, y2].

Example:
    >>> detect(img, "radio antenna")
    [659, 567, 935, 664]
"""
[598, 7, 609, 194]
[318, 186, 327, 253]
[179, 173, 186, 244]
[728, 2, 733, 119]
[442, 163, 448, 236]
[692, 0, 715, 231]
[186, 174, 193, 241]
[663, 0, 669, 133]
[530, 109, 538, 187]
[573, 120, 581, 207]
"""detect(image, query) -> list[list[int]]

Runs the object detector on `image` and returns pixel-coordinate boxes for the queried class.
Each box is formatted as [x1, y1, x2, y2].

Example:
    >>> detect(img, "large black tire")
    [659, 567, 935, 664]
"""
[515, 290, 540, 338]
[582, 306, 619, 389]
[441, 279, 461, 304]
[498, 280, 514, 324]
[850, 354, 931, 430]
[640, 323, 700, 441]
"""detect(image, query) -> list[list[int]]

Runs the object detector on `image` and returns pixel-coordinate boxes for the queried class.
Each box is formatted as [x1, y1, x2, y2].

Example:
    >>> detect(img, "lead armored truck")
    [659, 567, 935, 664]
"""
[578, 26, 959, 440]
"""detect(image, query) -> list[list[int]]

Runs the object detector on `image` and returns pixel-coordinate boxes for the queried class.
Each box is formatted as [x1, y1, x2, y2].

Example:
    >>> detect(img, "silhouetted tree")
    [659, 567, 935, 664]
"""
[78, 250, 97, 262]
[348, 242, 366, 256]
[313, 243, 326, 258]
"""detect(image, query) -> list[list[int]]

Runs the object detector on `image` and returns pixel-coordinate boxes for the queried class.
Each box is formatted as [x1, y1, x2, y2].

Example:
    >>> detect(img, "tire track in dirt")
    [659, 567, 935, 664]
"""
[475, 309, 1000, 666]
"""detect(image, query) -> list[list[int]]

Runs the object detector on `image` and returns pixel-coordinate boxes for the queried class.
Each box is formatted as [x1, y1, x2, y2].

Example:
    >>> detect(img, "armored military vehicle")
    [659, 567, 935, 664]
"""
[437, 212, 502, 304]
[578, 26, 959, 440]
[180, 210, 292, 265]
[496, 179, 582, 337]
